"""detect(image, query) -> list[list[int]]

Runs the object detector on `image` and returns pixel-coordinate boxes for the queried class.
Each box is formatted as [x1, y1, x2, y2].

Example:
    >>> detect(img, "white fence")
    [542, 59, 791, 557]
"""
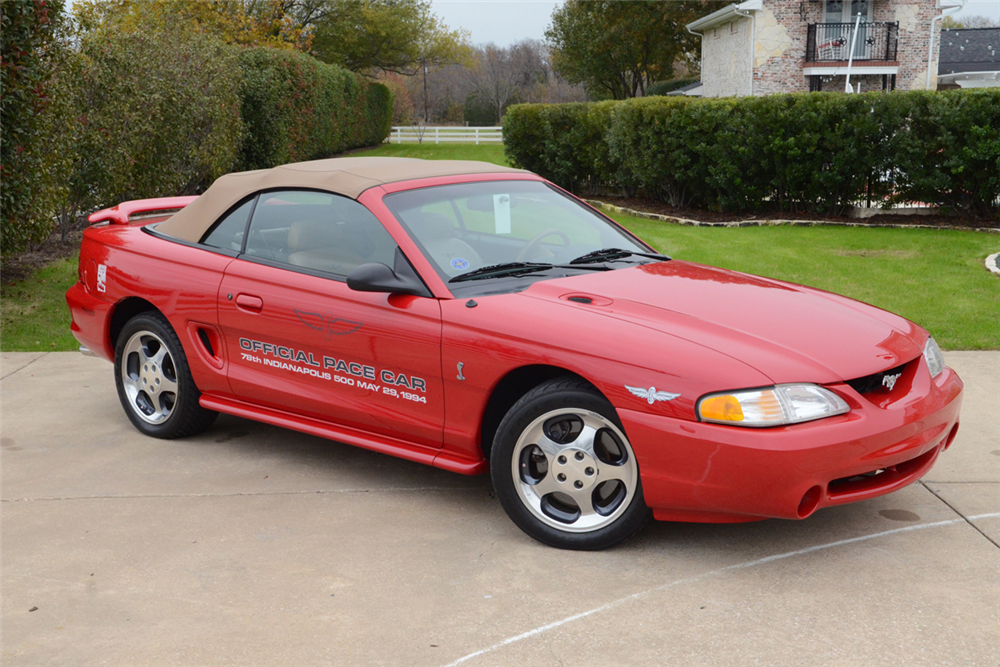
[386, 126, 503, 145]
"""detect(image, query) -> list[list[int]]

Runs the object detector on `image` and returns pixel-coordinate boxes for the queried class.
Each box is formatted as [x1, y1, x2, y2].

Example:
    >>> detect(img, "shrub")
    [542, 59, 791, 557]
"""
[890, 90, 1000, 218]
[503, 101, 617, 193]
[236, 47, 391, 171]
[505, 89, 1000, 218]
[61, 25, 244, 213]
[608, 96, 729, 207]
[503, 103, 548, 175]
[1, 0, 68, 256]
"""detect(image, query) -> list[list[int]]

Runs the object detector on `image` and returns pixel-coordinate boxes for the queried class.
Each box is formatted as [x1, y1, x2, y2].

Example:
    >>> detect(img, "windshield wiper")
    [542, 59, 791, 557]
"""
[449, 261, 609, 284]
[569, 247, 670, 265]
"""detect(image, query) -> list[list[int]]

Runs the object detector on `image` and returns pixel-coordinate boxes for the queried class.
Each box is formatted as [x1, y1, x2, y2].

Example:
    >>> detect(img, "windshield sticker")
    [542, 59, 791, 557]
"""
[238, 337, 427, 402]
[450, 258, 469, 271]
[294, 309, 362, 339]
[493, 194, 511, 234]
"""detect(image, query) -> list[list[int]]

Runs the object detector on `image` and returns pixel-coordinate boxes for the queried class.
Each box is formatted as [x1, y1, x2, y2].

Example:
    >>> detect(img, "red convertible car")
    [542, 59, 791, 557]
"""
[67, 157, 963, 550]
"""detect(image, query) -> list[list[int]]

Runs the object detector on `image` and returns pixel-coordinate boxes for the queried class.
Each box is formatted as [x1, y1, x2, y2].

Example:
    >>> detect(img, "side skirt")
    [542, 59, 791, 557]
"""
[199, 394, 487, 475]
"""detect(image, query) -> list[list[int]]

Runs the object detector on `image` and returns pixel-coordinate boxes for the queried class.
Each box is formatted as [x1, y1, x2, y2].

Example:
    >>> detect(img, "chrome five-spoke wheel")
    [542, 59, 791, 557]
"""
[120, 330, 178, 424]
[492, 377, 650, 550]
[513, 409, 637, 532]
[114, 312, 217, 439]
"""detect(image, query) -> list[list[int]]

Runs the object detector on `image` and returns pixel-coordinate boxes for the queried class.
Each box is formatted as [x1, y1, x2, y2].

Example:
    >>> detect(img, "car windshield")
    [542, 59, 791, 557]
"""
[383, 180, 656, 291]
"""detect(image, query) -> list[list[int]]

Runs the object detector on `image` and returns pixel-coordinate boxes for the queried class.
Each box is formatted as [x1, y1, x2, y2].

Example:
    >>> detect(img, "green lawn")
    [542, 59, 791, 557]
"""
[2, 142, 997, 352]
[1, 253, 81, 352]
[352, 142, 508, 165]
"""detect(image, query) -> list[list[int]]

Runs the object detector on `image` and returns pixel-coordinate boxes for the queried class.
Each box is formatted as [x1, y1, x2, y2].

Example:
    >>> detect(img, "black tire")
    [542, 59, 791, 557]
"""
[114, 312, 217, 439]
[491, 377, 650, 550]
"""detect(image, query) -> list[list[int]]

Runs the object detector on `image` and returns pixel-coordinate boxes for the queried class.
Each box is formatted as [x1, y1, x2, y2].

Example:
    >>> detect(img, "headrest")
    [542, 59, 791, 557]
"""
[287, 219, 343, 251]
[405, 211, 455, 241]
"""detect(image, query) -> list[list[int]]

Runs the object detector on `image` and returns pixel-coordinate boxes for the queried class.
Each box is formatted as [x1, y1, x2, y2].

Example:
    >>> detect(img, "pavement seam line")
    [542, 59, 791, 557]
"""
[0, 486, 483, 503]
[0, 352, 46, 380]
[920, 480, 1000, 549]
[922, 480, 1000, 484]
[439, 513, 1000, 667]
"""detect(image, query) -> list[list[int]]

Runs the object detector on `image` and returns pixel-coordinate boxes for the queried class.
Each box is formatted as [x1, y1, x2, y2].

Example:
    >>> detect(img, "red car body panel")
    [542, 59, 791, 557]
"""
[67, 174, 964, 523]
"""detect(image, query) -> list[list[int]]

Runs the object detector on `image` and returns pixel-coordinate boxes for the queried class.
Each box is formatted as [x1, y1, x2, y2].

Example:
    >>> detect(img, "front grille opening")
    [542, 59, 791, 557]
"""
[845, 358, 915, 395]
[827, 446, 937, 498]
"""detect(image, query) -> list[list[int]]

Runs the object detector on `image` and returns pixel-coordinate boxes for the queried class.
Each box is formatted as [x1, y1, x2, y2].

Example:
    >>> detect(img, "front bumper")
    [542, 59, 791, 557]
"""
[620, 358, 963, 523]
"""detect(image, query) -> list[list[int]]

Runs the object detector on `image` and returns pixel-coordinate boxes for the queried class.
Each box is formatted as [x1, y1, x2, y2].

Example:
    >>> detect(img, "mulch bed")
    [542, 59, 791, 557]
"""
[594, 196, 999, 229]
[2, 229, 83, 286]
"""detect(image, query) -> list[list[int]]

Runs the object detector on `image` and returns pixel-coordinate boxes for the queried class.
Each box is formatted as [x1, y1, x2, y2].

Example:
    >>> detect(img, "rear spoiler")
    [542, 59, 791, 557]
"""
[88, 196, 198, 225]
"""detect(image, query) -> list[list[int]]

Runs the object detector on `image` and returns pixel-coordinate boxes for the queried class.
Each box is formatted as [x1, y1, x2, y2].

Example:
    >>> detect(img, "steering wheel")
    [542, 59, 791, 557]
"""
[516, 229, 571, 262]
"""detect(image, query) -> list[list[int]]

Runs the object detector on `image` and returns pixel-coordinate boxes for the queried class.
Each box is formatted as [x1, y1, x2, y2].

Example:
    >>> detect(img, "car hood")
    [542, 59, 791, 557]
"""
[524, 260, 926, 385]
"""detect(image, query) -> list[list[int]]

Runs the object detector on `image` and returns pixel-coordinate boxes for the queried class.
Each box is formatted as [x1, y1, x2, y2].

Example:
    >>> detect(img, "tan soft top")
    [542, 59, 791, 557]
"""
[155, 157, 529, 242]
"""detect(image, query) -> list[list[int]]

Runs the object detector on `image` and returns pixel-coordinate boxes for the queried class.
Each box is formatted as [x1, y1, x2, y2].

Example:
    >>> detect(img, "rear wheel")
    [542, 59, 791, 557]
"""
[491, 378, 650, 550]
[114, 312, 217, 438]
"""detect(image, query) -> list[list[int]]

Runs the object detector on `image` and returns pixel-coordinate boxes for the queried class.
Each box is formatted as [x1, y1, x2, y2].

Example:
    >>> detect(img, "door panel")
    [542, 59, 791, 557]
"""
[219, 260, 445, 448]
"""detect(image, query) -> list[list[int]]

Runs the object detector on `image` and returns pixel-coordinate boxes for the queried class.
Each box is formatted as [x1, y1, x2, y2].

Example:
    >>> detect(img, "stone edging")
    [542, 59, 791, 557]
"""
[585, 200, 1000, 234]
[986, 253, 1000, 277]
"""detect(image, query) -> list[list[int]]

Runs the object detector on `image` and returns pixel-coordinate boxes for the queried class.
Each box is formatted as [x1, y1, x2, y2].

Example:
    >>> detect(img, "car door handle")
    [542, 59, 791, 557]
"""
[235, 293, 263, 313]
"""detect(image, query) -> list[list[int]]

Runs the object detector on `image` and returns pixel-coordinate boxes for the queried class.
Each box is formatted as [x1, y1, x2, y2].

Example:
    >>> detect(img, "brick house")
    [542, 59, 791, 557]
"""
[684, 0, 964, 97]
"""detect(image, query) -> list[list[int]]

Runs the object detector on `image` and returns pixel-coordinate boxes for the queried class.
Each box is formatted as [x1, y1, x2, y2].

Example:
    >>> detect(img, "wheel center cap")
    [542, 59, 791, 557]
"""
[140, 363, 162, 394]
[553, 449, 598, 493]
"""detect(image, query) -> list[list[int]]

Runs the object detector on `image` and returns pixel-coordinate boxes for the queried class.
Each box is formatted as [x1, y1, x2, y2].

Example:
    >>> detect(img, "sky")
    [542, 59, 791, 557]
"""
[430, 0, 562, 46]
[430, 0, 1000, 47]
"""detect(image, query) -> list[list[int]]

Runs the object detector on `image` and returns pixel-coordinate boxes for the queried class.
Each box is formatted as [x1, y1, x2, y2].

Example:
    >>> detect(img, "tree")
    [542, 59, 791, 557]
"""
[545, 0, 724, 99]
[1, 0, 69, 256]
[377, 72, 416, 124]
[466, 40, 552, 124]
[73, 0, 312, 51]
[311, 0, 470, 77]
[957, 15, 1000, 29]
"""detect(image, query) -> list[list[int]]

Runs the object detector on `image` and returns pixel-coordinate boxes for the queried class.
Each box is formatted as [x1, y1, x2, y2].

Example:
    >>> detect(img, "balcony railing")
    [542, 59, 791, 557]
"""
[806, 22, 899, 62]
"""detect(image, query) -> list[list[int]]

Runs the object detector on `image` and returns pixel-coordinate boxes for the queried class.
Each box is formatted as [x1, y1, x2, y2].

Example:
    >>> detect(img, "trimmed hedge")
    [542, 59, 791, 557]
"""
[503, 90, 1000, 218]
[1, 30, 392, 257]
[66, 27, 244, 207]
[1, 0, 68, 255]
[503, 101, 618, 193]
[237, 47, 391, 171]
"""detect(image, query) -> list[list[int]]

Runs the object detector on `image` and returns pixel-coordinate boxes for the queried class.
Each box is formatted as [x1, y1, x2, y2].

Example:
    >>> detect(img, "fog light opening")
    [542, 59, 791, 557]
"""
[797, 485, 823, 518]
[944, 423, 959, 451]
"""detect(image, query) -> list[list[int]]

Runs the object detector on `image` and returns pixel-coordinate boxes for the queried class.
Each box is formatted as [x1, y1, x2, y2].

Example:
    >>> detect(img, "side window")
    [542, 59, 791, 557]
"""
[243, 190, 398, 277]
[201, 198, 255, 252]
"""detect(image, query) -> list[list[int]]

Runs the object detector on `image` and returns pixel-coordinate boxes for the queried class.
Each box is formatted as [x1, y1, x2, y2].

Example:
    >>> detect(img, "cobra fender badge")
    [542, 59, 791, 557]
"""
[457, 362, 465, 381]
[626, 385, 680, 405]
[882, 372, 901, 391]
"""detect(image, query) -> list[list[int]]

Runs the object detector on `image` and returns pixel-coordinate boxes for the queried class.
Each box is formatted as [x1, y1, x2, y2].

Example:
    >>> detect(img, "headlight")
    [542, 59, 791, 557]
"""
[697, 384, 849, 427]
[923, 337, 944, 378]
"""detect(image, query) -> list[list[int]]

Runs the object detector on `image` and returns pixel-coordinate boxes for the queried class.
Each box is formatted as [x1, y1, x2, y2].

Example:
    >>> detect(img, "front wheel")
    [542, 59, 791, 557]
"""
[114, 312, 217, 439]
[491, 378, 650, 550]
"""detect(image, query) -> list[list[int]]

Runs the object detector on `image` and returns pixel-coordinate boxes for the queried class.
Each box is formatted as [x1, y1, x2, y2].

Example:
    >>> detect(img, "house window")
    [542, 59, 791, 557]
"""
[826, 0, 871, 23]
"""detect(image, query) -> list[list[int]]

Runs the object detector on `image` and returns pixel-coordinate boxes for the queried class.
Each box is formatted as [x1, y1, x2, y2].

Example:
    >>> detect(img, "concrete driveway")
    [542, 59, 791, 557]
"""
[2, 351, 998, 666]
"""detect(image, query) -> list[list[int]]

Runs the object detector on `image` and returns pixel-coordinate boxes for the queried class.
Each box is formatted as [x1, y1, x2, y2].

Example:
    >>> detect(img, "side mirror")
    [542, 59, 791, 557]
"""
[347, 263, 425, 296]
